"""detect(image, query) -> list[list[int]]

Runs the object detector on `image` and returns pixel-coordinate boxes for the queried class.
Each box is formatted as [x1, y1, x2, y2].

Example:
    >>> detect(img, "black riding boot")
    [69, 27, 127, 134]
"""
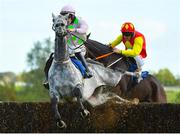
[43, 53, 54, 89]
[75, 52, 93, 78]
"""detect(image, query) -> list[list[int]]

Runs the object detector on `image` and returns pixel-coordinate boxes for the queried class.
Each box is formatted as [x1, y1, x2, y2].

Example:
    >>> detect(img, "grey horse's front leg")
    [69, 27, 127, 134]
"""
[73, 84, 90, 117]
[51, 95, 67, 128]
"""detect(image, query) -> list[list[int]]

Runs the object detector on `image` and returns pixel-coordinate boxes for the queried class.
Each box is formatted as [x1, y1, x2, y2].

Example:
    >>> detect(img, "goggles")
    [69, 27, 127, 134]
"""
[123, 32, 133, 37]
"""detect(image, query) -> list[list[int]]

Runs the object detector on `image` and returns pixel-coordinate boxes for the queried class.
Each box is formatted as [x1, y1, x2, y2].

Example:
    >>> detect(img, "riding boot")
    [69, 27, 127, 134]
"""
[75, 52, 93, 78]
[43, 53, 54, 89]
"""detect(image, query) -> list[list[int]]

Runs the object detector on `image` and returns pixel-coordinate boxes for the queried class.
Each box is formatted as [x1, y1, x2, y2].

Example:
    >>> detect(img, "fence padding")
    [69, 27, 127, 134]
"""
[0, 102, 180, 132]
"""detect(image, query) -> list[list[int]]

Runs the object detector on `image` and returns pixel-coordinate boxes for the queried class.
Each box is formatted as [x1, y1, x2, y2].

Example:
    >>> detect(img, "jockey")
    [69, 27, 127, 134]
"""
[43, 5, 92, 89]
[109, 22, 147, 76]
[61, 5, 92, 78]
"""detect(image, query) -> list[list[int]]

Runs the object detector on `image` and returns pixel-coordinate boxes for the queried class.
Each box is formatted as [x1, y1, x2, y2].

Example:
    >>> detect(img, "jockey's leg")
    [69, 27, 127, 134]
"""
[43, 53, 54, 89]
[134, 55, 144, 82]
[134, 56, 144, 73]
[75, 52, 93, 78]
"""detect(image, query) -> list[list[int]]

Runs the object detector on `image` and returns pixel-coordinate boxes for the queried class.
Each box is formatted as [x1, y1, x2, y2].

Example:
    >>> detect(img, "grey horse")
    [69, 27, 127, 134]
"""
[49, 14, 132, 128]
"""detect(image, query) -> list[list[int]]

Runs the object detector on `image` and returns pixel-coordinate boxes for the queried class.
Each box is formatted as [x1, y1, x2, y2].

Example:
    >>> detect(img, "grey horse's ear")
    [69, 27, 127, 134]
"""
[52, 13, 56, 22]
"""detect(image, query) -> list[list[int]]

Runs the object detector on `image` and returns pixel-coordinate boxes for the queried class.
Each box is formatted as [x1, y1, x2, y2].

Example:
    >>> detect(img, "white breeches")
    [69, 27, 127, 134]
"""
[134, 55, 145, 69]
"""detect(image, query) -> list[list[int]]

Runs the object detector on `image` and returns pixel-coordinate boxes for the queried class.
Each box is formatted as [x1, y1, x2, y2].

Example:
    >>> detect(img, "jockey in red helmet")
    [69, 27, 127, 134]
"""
[109, 22, 147, 75]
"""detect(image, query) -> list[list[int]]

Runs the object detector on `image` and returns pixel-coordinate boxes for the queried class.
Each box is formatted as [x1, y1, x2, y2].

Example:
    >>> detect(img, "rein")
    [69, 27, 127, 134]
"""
[95, 52, 115, 60]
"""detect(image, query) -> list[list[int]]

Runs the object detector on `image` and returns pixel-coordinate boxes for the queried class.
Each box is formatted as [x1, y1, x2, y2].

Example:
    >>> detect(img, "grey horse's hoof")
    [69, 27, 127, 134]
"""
[57, 120, 67, 128]
[80, 109, 90, 118]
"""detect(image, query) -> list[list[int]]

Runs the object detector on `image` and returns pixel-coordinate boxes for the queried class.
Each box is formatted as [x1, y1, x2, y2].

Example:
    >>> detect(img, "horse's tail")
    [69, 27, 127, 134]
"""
[150, 75, 167, 103]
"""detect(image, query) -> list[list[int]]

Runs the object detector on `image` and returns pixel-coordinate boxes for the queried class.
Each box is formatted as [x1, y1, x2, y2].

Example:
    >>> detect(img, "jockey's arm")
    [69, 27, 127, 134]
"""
[76, 17, 88, 34]
[110, 34, 122, 48]
[122, 37, 143, 57]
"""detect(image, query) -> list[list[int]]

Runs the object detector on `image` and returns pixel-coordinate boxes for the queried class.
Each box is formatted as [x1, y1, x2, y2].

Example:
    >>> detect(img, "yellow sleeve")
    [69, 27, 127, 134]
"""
[110, 35, 122, 48]
[121, 37, 143, 57]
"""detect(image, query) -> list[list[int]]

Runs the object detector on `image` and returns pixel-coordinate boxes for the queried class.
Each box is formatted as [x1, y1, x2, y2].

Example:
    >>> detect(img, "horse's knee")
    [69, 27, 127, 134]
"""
[73, 84, 82, 98]
[51, 95, 59, 104]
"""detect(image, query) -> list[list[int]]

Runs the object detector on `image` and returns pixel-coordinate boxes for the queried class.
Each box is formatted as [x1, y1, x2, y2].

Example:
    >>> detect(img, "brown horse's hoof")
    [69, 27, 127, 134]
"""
[57, 120, 67, 129]
[80, 109, 90, 118]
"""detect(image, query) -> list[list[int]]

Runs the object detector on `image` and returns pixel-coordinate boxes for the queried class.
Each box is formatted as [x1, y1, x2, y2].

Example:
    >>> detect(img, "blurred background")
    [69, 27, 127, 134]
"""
[0, 0, 180, 102]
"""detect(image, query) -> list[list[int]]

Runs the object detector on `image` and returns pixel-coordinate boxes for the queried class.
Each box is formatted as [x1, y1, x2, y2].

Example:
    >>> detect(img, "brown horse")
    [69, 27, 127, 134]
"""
[85, 39, 167, 103]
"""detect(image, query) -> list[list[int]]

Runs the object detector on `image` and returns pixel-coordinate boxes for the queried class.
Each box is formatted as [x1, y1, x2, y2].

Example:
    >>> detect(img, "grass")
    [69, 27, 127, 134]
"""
[1, 85, 180, 103]
[165, 86, 180, 103]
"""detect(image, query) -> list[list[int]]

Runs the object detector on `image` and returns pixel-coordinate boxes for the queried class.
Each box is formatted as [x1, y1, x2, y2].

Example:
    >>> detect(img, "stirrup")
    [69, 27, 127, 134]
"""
[134, 72, 140, 78]
[84, 71, 93, 78]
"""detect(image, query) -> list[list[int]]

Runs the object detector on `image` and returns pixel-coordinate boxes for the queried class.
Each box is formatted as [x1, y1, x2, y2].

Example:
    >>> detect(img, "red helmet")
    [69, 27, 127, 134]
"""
[121, 22, 135, 33]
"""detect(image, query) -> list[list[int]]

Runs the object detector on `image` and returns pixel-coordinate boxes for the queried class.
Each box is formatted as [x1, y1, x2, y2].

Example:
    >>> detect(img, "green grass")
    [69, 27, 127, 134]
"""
[165, 87, 180, 103]
[1, 85, 180, 103]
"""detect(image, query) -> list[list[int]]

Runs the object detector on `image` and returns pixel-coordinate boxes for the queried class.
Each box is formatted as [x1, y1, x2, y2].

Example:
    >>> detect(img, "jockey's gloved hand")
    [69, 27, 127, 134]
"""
[113, 48, 122, 54]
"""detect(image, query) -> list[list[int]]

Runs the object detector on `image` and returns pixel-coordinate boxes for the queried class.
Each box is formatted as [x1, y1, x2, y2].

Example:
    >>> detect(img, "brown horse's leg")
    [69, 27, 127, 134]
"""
[118, 76, 130, 96]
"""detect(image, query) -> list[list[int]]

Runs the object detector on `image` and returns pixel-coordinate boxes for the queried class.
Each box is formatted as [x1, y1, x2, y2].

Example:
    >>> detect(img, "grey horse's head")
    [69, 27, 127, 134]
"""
[52, 13, 68, 36]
